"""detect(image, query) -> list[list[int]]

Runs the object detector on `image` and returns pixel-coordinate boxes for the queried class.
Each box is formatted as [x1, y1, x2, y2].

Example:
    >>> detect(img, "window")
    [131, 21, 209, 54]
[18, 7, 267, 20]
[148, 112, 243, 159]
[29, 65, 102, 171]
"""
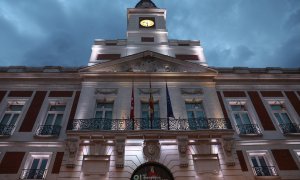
[268, 100, 299, 134]
[248, 151, 277, 176]
[21, 153, 52, 179]
[229, 101, 261, 135]
[0, 101, 25, 136]
[36, 103, 65, 136]
[141, 37, 154, 42]
[141, 101, 160, 129]
[175, 54, 199, 60]
[96, 54, 121, 60]
[185, 101, 207, 130]
[94, 102, 114, 130]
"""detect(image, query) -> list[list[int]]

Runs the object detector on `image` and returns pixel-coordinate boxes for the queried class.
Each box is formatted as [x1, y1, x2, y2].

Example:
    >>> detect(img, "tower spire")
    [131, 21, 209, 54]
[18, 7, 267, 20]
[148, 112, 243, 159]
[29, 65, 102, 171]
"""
[135, 0, 157, 8]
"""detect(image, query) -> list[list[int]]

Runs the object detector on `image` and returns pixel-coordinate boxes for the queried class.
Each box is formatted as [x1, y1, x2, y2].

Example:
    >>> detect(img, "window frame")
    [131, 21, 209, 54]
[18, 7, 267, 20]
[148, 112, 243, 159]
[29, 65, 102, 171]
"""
[21, 152, 52, 180]
[265, 99, 299, 134]
[0, 98, 28, 135]
[226, 99, 261, 135]
[247, 150, 277, 176]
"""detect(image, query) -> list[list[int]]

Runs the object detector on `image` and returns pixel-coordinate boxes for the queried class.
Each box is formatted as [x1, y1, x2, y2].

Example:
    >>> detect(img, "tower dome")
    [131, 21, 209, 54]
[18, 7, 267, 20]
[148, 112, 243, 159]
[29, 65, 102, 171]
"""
[135, 0, 157, 8]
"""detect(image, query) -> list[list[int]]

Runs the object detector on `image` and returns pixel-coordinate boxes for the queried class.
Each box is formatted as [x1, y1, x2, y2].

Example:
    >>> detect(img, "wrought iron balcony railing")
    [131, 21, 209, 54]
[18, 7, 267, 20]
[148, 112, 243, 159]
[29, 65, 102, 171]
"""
[20, 169, 47, 179]
[36, 125, 61, 136]
[253, 166, 277, 176]
[0, 124, 15, 136]
[279, 123, 300, 134]
[71, 118, 232, 131]
[236, 124, 262, 135]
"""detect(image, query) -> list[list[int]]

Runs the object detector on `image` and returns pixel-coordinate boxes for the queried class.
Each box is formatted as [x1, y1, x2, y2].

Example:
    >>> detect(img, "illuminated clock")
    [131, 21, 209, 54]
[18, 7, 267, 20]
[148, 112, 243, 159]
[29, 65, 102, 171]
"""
[139, 17, 155, 28]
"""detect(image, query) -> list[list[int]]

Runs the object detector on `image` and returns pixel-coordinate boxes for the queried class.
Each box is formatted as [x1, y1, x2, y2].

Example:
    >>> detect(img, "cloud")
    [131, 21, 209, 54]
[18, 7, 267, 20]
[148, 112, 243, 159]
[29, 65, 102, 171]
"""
[0, 0, 299, 68]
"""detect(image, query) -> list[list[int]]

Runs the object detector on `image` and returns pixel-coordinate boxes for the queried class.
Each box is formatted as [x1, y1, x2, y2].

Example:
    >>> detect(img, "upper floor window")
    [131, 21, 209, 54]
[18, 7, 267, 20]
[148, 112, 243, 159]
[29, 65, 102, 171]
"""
[36, 103, 65, 136]
[141, 101, 160, 129]
[268, 100, 299, 134]
[229, 101, 261, 135]
[20, 153, 52, 179]
[0, 100, 25, 136]
[185, 101, 207, 130]
[248, 151, 277, 177]
[94, 101, 114, 130]
[175, 54, 199, 61]
[141, 37, 154, 42]
[96, 54, 121, 60]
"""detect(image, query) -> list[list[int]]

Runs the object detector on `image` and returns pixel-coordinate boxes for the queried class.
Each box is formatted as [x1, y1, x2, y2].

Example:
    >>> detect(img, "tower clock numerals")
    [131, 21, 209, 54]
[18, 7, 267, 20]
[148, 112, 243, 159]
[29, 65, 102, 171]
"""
[140, 19, 155, 27]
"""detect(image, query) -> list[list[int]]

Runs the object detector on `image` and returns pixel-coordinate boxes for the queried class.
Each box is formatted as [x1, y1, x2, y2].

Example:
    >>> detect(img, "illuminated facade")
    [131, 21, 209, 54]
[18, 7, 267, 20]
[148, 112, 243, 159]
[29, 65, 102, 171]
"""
[0, 0, 300, 180]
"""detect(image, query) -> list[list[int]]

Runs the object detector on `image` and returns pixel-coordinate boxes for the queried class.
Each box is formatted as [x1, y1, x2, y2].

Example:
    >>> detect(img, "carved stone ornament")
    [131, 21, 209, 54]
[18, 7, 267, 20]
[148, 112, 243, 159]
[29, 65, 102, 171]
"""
[180, 88, 203, 95]
[143, 140, 160, 161]
[65, 138, 79, 168]
[221, 137, 235, 166]
[177, 136, 189, 167]
[95, 58, 204, 73]
[139, 88, 160, 95]
[115, 136, 126, 168]
[95, 88, 118, 95]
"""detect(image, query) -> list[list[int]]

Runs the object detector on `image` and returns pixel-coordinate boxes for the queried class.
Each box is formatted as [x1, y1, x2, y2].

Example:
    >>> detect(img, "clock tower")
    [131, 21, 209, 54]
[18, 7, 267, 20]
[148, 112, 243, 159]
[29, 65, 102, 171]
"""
[127, 0, 168, 44]
[88, 0, 207, 66]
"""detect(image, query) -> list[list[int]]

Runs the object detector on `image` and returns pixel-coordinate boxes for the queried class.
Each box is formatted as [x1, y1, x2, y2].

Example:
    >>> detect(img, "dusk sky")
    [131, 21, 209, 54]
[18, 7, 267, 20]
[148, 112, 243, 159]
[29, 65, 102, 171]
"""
[0, 0, 299, 68]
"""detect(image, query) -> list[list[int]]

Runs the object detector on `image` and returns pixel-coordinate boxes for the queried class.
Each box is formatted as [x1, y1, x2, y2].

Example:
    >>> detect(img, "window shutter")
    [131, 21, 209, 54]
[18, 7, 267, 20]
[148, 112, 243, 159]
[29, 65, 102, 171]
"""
[49, 91, 73, 97]
[8, 91, 33, 97]
[67, 91, 81, 130]
[223, 91, 246, 97]
[19, 91, 47, 132]
[285, 91, 300, 117]
[52, 152, 64, 174]
[236, 150, 248, 171]
[0, 91, 6, 103]
[248, 91, 276, 130]
[217, 91, 228, 119]
[260, 91, 283, 97]
[0, 152, 25, 174]
[272, 149, 299, 170]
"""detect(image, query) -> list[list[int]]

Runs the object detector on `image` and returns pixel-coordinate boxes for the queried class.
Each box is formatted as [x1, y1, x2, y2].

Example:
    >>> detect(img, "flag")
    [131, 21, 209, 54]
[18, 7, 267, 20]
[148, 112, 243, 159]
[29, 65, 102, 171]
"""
[130, 82, 135, 129]
[166, 83, 174, 118]
[149, 81, 154, 128]
[130, 82, 134, 120]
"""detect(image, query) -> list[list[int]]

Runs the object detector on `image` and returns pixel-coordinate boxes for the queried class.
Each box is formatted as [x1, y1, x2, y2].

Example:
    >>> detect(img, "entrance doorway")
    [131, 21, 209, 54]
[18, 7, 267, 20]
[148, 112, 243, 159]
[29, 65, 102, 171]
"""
[131, 162, 174, 180]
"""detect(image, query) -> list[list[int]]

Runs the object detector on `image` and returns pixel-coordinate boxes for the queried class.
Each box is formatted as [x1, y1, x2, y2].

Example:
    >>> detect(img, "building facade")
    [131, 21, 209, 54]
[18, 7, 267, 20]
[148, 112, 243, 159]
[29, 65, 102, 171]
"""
[0, 0, 300, 180]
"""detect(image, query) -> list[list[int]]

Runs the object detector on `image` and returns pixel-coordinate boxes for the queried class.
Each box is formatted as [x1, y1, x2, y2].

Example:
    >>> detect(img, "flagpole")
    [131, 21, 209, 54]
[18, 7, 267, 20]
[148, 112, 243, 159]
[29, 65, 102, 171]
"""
[166, 82, 170, 130]
[149, 79, 154, 129]
[130, 80, 135, 130]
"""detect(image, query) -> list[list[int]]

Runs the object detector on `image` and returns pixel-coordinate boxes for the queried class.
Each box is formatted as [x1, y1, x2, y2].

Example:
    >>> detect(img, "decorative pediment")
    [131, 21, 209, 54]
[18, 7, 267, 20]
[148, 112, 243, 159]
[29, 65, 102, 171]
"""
[80, 51, 217, 74]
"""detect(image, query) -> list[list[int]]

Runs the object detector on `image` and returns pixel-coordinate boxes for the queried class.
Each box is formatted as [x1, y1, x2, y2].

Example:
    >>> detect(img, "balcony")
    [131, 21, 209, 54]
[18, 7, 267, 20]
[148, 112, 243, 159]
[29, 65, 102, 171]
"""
[236, 124, 262, 136]
[20, 169, 47, 179]
[35, 125, 61, 137]
[0, 124, 15, 136]
[279, 123, 300, 135]
[253, 166, 278, 177]
[71, 118, 232, 131]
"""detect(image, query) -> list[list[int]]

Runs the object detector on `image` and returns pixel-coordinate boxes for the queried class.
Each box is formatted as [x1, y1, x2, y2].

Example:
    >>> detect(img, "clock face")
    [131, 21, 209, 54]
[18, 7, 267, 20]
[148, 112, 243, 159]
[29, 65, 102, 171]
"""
[140, 19, 155, 28]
